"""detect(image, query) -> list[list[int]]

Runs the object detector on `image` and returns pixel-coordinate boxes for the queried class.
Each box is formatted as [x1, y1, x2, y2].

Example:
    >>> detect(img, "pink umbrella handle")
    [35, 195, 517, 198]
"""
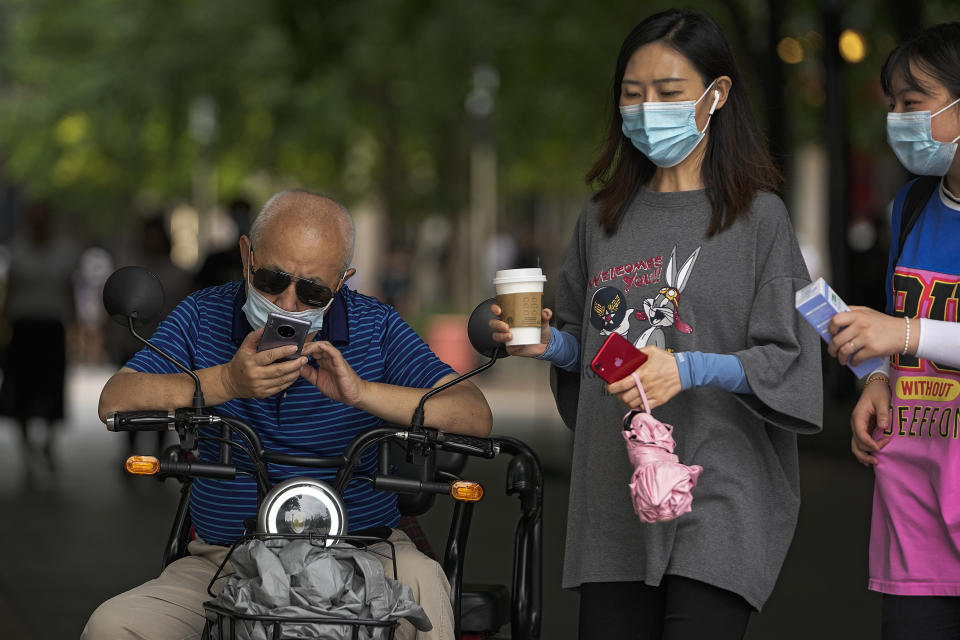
[630, 371, 651, 414]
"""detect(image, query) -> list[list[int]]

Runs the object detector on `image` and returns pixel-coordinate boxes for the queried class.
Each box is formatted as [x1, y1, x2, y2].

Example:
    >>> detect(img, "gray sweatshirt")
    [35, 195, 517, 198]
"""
[552, 187, 823, 610]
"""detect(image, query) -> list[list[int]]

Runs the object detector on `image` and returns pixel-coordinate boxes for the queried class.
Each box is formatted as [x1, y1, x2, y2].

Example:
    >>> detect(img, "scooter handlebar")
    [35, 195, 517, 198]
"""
[373, 474, 452, 495]
[107, 410, 176, 432]
[435, 432, 500, 458]
[396, 429, 500, 459]
[160, 459, 236, 480]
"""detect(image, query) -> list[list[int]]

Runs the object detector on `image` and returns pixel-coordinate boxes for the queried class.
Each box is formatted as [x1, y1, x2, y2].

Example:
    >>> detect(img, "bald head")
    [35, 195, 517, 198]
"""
[249, 190, 355, 273]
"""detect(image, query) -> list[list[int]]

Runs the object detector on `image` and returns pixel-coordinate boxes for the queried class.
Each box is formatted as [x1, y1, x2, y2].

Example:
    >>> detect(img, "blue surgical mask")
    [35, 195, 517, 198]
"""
[242, 270, 334, 334]
[620, 81, 721, 168]
[887, 96, 960, 176]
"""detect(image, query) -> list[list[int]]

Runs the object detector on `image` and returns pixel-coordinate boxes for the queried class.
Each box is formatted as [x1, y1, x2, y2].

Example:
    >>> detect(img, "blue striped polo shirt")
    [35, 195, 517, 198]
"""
[125, 281, 455, 545]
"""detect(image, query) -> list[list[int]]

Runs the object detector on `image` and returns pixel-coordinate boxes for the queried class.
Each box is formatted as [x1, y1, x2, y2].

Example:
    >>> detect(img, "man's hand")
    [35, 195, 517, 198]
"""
[221, 328, 308, 399]
[850, 380, 892, 466]
[299, 341, 491, 435]
[299, 341, 367, 406]
[488, 303, 552, 358]
[606, 346, 681, 411]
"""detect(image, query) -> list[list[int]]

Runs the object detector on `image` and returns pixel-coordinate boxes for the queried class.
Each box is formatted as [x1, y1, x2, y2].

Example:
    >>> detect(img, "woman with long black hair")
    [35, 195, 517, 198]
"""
[491, 9, 822, 639]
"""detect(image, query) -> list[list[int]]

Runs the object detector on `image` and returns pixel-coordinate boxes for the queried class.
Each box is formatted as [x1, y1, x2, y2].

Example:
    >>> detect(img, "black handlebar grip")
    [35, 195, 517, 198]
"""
[160, 460, 236, 480]
[436, 432, 500, 458]
[106, 411, 176, 432]
[374, 474, 451, 495]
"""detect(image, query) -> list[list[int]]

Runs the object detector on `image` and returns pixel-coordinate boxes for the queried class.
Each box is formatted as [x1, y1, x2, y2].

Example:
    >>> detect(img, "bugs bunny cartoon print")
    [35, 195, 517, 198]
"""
[635, 245, 701, 349]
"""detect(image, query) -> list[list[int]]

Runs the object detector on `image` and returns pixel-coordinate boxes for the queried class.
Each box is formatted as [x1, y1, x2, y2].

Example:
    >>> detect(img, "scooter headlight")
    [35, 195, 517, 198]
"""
[256, 478, 347, 544]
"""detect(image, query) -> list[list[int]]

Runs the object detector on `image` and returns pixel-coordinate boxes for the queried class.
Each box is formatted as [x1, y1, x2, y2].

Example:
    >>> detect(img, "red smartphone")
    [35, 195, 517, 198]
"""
[590, 332, 648, 383]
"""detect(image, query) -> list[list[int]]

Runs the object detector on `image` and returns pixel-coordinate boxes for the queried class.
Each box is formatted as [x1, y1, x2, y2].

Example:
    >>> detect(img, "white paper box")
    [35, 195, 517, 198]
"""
[795, 277, 886, 379]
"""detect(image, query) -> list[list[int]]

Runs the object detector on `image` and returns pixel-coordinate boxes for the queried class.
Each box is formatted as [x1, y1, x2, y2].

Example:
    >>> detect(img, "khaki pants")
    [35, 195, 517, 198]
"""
[81, 529, 453, 640]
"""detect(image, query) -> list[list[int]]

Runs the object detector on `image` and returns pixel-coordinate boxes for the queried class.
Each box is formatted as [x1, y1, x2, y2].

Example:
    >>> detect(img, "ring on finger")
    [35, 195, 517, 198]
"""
[847, 340, 856, 352]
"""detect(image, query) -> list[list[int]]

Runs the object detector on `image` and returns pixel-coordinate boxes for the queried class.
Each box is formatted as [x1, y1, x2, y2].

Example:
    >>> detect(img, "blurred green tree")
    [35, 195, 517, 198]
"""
[0, 0, 954, 239]
[0, 0, 749, 232]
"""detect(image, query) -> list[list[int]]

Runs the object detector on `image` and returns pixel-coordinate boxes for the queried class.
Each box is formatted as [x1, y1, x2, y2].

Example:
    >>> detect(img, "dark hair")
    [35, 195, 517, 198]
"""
[586, 9, 781, 237]
[881, 22, 960, 100]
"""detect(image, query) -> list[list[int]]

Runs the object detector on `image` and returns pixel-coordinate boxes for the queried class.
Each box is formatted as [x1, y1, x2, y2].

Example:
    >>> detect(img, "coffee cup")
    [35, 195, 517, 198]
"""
[493, 268, 547, 346]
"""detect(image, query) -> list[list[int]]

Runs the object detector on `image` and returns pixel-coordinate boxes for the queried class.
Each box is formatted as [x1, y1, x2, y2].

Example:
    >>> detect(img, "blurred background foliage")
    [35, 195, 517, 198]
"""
[0, 0, 957, 244]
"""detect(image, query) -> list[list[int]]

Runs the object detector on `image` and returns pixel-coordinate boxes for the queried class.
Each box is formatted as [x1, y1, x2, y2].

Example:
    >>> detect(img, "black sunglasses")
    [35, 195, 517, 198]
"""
[249, 249, 340, 308]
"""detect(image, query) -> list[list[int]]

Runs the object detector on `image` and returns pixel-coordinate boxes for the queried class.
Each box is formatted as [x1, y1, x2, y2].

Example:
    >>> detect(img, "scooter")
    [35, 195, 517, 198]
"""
[101, 266, 542, 640]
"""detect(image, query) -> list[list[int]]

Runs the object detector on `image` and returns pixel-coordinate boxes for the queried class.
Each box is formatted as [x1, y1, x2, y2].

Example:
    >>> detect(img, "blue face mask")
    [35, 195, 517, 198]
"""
[242, 263, 335, 334]
[619, 81, 721, 168]
[887, 96, 960, 176]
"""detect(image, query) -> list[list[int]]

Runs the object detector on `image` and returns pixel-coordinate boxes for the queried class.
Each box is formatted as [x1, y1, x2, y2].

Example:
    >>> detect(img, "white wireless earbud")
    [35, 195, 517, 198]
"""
[708, 90, 720, 115]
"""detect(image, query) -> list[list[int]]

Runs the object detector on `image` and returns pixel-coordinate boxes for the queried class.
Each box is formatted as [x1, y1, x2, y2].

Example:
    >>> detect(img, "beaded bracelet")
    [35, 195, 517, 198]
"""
[902, 316, 911, 356]
[865, 373, 890, 387]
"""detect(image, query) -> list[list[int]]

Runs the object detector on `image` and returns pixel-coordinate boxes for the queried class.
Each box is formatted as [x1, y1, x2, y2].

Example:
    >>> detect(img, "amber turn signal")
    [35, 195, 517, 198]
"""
[449, 480, 484, 502]
[125, 456, 161, 475]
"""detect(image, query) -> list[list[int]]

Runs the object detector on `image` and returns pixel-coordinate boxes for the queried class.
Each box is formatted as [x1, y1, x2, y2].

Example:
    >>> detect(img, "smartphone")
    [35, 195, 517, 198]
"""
[257, 312, 311, 361]
[590, 332, 648, 383]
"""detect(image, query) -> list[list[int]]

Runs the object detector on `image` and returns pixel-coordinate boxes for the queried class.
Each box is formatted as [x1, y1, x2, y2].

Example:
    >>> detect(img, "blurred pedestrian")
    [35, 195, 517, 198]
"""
[0, 201, 79, 476]
[490, 9, 822, 639]
[381, 244, 422, 319]
[827, 22, 960, 639]
[193, 197, 251, 290]
[73, 246, 115, 364]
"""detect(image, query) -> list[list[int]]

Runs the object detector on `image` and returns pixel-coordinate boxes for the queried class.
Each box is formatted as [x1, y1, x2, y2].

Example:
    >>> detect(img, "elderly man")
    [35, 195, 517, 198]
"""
[84, 189, 491, 640]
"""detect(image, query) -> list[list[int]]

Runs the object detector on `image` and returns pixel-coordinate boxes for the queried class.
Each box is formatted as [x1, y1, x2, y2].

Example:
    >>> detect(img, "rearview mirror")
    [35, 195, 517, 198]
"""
[466, 297, 509, 360]
[102, 266, 165, 327]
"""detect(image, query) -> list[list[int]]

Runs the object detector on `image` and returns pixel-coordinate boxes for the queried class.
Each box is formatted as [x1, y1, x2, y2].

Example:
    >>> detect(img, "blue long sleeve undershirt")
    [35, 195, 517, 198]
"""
[536, 327, 752, 394]
[673, 350, 753, 394]
[535, 327, 580, 372]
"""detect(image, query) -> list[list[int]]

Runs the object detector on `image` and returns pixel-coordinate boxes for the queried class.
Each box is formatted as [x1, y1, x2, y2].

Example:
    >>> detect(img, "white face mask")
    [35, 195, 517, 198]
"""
[242, 283, 333, 333]
[619, 80, 721, 167]
[887, 96, 960, 176]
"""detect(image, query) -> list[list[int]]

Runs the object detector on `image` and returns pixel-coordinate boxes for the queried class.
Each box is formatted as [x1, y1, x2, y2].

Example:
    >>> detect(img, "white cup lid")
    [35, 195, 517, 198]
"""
[493, 268, 547, 284]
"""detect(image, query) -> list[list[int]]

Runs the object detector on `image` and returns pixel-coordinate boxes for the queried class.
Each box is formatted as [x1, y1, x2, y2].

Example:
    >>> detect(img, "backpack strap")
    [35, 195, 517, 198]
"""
[897, 176, 941, 260]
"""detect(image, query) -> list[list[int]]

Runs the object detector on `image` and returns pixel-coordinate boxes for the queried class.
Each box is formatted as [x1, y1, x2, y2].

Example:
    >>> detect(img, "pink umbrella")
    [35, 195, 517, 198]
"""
[622, 372, 702, 523]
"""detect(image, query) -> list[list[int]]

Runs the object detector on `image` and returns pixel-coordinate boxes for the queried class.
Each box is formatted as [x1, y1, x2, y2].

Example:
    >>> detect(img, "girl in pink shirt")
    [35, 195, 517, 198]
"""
[828, 22, 960, 640]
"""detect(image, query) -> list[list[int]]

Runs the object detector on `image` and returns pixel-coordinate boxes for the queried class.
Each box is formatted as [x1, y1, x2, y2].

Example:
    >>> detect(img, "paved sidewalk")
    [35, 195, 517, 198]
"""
[0, 364, 181, 640]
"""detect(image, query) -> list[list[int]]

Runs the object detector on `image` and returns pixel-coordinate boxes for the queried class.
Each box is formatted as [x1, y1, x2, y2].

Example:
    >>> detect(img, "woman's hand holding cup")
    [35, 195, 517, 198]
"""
[489, 304, 552, 357]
